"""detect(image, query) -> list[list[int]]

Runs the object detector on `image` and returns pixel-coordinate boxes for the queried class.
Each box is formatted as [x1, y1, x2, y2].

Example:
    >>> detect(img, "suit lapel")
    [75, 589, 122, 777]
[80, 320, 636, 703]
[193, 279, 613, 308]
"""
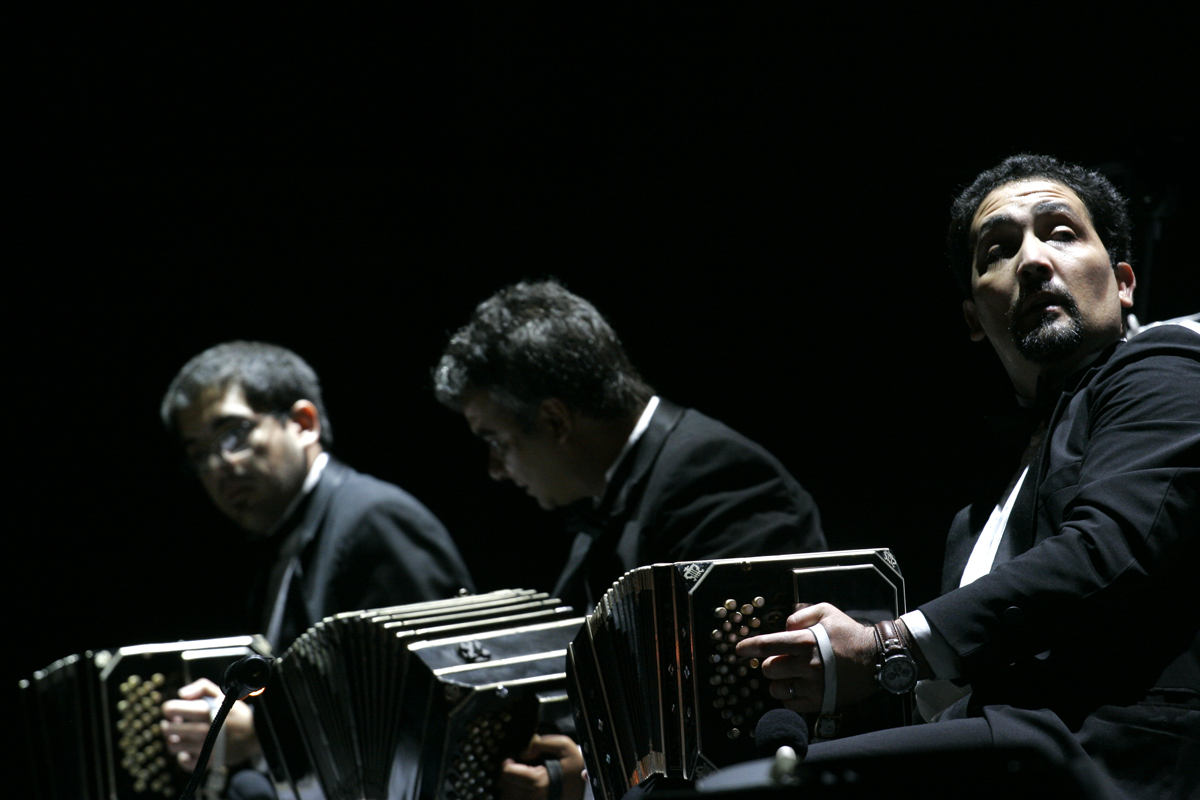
[599, 399, 684, 522]
[552, 400, 685, 610]
[941, 411, 1038, 593]
[1023, 347, 1114, 551]
[990, 448, 1040, 568]
[943, 340, 1122, 591]
[551, 511, 604, 609]
[942, 503, 989, 595]
[262, 458, 350, 648]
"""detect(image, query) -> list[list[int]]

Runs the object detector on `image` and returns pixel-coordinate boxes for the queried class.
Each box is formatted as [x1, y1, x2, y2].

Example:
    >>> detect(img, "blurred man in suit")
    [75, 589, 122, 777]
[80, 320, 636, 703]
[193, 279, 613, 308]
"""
[159, 341, 473, 777]
[436, 280, 826, 799]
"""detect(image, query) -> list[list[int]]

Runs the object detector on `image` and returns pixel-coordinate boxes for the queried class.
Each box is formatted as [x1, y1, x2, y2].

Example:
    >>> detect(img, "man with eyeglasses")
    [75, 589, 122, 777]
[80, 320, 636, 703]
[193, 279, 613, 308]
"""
[157, 341, 474, 781]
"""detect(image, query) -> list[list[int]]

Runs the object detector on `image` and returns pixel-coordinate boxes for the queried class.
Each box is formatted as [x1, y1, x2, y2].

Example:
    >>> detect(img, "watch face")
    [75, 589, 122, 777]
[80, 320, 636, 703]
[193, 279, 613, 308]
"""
[880, 655, 916, 693]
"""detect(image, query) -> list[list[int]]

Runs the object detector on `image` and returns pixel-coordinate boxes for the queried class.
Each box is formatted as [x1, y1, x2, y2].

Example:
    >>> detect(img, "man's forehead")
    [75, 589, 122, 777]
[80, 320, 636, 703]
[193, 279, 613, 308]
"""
[461, 389, 522, 435]
[971, 179, 1091, 238]
[460, 390, 498, 432]
[178, 383, 254, 437]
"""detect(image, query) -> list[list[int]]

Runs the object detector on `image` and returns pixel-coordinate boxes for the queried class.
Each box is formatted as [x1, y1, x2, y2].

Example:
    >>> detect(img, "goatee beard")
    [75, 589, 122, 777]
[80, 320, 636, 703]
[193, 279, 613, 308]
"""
[1011, 291, 1083, 364]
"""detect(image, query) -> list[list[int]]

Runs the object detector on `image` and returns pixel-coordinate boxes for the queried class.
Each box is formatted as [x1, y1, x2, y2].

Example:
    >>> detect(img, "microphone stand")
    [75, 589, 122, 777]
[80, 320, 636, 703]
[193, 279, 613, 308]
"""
[179, 654, 273, 800]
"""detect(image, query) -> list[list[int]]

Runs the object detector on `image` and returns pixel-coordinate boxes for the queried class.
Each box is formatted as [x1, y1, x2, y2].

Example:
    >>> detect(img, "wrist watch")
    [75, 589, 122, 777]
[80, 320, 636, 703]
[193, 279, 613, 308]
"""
[874, 619, 918, 694]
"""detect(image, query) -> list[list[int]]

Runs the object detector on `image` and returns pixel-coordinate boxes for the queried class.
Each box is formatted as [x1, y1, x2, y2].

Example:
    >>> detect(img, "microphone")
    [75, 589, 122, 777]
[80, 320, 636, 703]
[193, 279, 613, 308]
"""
[695, 709, 809, 792]
[227, 768, 279, 800]
[179, 656, 275, 800]
[755, 707, 809, 761]
[223, 654, 273, 700]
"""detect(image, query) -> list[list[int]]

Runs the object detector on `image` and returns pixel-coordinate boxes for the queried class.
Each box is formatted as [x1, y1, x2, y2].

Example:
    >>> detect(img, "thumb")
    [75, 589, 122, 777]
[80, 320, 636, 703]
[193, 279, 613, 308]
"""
[786, 602, 833, 631]
[176, 677, 222, 700]
[520, 734, 575, 760]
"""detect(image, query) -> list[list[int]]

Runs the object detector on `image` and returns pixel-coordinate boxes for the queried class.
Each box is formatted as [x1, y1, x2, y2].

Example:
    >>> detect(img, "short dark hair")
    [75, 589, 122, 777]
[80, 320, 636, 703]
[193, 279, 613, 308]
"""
[948, 154, 1133, 297]
[161, 341, 334, 448]
[434, 280, 654, 428]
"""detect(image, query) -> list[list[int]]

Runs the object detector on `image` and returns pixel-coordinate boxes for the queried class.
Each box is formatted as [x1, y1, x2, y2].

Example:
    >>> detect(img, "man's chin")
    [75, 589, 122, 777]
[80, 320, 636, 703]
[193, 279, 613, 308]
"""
[235, 516, 273, 535]
[222, 505, 275, 535]
[1015, 318, 1083, 365]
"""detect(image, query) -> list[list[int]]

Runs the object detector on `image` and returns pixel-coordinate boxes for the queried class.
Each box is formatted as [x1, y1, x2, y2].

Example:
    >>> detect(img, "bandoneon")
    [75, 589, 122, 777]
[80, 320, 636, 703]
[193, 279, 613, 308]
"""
[20, 635, 272, 799]
[270, 589, 584, 800]
[568, 549, 907, 800]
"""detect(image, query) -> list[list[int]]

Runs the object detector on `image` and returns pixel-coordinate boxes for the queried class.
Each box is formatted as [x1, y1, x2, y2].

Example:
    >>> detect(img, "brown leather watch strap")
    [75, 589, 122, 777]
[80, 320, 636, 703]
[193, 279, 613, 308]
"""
[875, 619, 906, 654]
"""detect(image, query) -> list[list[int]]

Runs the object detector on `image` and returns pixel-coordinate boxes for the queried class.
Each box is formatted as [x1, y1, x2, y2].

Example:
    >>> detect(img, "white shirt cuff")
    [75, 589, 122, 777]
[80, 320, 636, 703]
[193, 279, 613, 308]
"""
[900, 609, 961, 681]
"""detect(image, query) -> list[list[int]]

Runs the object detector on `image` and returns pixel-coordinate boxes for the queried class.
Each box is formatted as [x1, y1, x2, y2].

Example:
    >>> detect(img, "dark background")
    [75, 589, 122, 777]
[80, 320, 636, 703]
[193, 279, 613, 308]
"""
[10, 10, 1195, 790]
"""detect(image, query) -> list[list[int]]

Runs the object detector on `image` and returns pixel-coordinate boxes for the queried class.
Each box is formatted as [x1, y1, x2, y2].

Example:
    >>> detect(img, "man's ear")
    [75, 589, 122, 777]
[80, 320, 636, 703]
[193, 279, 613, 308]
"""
[289, 400, 322, 446]
[538, 398, 573, 443]
[962, 299, 987, 342]
[1115, 262, 1136, 308]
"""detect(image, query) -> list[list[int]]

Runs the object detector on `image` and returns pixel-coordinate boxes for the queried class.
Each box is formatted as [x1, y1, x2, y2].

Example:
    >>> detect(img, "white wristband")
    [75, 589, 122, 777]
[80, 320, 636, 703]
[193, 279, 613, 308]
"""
[809, 622, 837, 716]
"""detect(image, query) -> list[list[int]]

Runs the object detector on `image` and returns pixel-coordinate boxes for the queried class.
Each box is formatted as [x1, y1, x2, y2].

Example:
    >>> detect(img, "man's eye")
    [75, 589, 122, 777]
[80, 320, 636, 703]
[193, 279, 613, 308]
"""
[219, 430, 245, 452]
[1050, 227, 1077, 241]
[984, 244, 1008, 264]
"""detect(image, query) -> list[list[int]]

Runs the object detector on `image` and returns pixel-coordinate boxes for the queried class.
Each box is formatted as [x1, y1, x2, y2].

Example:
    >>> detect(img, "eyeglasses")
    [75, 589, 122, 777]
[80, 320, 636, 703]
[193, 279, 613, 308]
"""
[185, 417, 266, 472]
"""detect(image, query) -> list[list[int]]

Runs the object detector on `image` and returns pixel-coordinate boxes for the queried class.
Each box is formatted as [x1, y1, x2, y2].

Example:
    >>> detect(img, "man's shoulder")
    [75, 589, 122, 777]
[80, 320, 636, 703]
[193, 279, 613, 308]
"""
[1082, 323, 1200, 403]
[661, 405, 785, 465]
[642, 404, 803, 498]
[1110, 321, 1200, 369]
[318, 459, 445, 531]
[326, 458, 413, 499]
[618, 403, 824, 560]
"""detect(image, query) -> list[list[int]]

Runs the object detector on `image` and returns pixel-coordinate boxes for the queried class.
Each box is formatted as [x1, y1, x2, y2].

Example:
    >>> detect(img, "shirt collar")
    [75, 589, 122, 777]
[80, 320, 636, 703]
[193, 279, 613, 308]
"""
[266, 451, 330, 536]
[600, 395, 659, 495]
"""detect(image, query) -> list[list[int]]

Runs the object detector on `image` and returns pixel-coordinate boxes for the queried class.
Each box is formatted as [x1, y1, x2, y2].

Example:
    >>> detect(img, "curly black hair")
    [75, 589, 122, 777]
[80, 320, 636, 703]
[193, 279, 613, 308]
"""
[948, 154, 1132, 297]
[434, 280, 653, 429]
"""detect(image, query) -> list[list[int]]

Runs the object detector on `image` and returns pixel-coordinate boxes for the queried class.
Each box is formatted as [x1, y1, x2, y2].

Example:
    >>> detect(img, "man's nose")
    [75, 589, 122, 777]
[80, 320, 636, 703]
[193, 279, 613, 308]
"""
[487, 449, 509, 482]
[199, 449, 239, 476]
[1016, 233, 1055, 285]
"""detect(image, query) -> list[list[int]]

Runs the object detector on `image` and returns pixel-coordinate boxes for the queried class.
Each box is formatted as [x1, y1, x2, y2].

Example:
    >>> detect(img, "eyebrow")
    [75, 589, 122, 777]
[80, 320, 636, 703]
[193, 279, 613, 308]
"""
[974, 213, 1015, 245]
[1032, 200, 1077, 219]
[974, 201, 1080, 246]
[181, 414, 251, 445]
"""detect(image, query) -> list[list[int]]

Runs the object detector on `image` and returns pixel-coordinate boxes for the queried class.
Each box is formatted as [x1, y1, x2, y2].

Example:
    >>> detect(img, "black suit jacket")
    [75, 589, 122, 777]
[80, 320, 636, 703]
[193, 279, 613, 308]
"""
[552, 399, 826, 611]
[921, 325, 1200, 796]
[258, 457, 475, 652]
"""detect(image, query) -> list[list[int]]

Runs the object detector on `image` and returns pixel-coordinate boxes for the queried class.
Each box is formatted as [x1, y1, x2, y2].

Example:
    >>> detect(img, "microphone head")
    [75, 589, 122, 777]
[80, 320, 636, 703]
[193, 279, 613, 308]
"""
[223, 654, 274, 699]
[755, 707, 809, 761]
[227, 768, 278, 800]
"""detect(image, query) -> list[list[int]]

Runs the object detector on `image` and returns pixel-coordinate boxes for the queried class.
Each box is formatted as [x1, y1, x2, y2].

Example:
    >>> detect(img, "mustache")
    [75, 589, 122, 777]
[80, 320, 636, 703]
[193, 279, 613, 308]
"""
[1010, 282, 1080, 320]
